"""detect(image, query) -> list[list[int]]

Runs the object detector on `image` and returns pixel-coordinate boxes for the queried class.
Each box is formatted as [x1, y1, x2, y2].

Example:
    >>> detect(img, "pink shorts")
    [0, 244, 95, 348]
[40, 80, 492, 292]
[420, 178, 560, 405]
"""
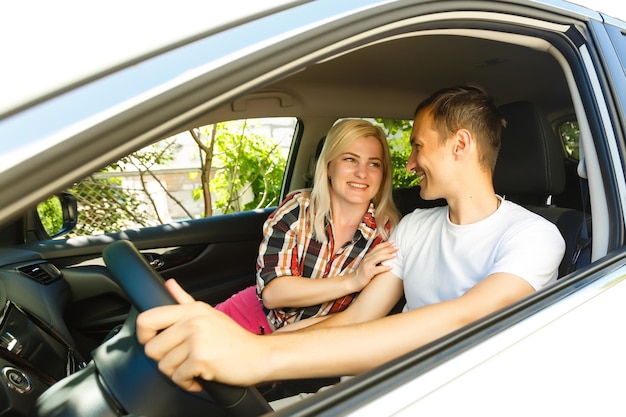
[214, 285, 272, 334]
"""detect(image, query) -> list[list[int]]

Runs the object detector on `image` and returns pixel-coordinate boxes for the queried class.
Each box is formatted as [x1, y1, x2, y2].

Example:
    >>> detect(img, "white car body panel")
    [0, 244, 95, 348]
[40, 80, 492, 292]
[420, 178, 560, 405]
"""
[350, 268, 626, 415]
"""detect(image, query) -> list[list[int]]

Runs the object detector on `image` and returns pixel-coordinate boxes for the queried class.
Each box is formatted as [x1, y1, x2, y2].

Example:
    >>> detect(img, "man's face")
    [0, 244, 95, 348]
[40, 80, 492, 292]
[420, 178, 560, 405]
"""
[406, 109, 454, 200]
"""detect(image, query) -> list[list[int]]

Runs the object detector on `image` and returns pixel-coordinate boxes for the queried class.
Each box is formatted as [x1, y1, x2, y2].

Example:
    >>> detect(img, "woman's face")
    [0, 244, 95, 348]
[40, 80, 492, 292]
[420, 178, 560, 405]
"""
[327, 135, 384, 208]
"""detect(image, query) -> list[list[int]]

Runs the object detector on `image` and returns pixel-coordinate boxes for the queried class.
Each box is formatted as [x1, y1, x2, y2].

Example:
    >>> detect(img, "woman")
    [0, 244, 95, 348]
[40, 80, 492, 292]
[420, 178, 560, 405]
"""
[215, 119, 400, 334]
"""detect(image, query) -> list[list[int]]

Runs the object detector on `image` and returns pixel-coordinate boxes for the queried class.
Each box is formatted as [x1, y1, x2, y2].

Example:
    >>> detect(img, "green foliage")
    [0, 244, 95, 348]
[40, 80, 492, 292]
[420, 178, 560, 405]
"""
[559, 120, 580, 159]
[37, 196, 64, 235]
[206, 121, 286, 214]
[375, 118, 419, 188]
[191, 184, 204, 202]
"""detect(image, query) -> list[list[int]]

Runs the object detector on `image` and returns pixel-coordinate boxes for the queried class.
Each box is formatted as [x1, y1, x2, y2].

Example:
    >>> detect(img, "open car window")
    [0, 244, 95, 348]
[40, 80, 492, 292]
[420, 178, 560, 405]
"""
[42, 118, 298, 237]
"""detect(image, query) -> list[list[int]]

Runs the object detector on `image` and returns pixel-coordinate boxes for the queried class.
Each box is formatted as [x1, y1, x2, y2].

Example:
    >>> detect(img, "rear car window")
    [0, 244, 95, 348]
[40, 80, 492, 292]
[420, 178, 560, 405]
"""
[557, 120, 580, 160]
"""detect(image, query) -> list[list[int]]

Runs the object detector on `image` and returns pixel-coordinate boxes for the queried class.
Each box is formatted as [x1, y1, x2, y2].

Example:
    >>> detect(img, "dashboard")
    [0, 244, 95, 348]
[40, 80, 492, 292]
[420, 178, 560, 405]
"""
[0, 251, 87, 416]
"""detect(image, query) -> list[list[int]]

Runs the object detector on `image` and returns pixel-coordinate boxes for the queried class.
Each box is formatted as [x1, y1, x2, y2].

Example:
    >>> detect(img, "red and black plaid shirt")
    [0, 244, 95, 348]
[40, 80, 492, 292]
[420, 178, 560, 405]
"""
[256, 190, 387, 330]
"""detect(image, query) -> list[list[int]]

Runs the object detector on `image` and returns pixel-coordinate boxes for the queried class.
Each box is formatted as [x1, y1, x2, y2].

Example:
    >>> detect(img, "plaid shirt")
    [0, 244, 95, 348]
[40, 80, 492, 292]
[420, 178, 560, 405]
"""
[256, 190, 387, 330]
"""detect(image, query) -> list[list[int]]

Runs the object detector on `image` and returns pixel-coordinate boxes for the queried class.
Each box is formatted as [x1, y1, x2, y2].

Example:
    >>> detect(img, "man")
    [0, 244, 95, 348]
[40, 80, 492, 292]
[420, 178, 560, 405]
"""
[136, 85, 565, 391]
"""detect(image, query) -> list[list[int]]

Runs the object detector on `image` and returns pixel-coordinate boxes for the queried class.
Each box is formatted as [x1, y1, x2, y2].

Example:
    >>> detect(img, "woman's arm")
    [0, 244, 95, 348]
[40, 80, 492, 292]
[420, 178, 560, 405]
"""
[277, 271, 404, 331]
[261, 241, 397, 309]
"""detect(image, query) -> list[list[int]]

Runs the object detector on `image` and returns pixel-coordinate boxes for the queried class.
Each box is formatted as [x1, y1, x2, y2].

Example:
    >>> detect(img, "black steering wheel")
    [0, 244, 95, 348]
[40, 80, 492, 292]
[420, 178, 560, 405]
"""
[34, 240, 272, 417]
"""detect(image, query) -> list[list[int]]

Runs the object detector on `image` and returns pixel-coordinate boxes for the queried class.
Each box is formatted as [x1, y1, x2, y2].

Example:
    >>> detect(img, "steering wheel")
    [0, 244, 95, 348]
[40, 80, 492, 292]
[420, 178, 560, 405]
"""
[35, 240, 272, 417]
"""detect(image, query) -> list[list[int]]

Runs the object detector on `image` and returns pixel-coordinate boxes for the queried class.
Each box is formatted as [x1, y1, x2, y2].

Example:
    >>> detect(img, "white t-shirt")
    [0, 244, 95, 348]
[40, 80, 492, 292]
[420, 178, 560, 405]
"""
[387, 197, 566, 311]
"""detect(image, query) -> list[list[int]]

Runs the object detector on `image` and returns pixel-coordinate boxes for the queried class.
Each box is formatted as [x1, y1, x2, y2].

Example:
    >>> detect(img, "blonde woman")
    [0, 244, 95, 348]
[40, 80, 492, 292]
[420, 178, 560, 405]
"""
[215, 119, 400, 334]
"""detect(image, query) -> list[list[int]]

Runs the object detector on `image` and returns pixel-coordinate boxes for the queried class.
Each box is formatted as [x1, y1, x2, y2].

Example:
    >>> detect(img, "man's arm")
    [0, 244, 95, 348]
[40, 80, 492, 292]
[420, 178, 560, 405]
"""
[136, 272, 534, 389]
[266, 271, 534, 379]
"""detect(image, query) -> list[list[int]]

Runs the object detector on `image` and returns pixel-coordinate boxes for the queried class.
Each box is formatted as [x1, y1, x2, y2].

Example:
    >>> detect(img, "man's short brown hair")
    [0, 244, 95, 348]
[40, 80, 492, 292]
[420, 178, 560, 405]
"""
[414, 85, 506, 172]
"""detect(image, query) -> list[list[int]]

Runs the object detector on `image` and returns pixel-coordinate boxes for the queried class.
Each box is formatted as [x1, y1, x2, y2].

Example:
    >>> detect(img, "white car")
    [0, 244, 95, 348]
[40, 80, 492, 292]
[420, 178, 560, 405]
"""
[1, 0, 625, 416]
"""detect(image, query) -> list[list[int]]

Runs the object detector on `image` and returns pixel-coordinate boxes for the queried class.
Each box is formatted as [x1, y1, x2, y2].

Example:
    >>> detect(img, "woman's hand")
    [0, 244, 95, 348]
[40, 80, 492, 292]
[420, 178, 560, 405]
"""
[349, 241, 397, 292]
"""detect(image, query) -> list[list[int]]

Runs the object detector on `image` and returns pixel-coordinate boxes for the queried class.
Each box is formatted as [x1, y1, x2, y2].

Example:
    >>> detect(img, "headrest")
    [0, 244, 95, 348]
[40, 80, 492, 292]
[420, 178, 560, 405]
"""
[494, 101, 566, 198]
[315, 136, 326, 159]
[393, 186, 446, 216]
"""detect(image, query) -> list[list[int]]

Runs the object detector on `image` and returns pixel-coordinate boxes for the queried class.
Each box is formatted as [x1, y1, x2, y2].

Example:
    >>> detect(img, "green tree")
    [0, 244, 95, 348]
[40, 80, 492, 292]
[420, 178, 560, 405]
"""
[205, 120, 286, 214]
[376, 118, 419, 188]
[190, 125, 217, 217]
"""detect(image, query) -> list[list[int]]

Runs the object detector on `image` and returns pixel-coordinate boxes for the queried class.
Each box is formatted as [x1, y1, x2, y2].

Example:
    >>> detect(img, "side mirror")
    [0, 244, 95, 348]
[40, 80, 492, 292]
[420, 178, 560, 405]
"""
[34, 192, 78, 239]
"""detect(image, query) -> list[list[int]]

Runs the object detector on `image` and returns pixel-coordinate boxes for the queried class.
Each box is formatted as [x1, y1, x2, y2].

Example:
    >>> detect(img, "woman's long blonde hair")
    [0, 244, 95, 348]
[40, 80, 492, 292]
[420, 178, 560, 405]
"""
[309, 119, 399, 243]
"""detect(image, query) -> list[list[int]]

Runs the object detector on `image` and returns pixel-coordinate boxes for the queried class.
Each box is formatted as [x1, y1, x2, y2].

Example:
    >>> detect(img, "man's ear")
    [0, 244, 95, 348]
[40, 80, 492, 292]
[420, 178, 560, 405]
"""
[452, 129, 471, 157]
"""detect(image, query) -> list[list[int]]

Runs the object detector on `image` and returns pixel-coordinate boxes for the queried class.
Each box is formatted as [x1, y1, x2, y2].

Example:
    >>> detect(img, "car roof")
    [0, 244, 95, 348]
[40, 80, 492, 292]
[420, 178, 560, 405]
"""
[567, 0, 626, 21]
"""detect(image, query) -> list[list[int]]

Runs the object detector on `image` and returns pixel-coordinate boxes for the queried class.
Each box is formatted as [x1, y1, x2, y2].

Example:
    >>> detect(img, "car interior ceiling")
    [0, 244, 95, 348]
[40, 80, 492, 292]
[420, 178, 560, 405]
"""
[200, 32, 569, 126]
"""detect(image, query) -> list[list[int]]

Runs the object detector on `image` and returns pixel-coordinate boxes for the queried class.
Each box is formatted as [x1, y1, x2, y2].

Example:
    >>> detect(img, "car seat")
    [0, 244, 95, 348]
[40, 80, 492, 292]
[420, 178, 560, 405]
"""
[494, 101, 591, 277]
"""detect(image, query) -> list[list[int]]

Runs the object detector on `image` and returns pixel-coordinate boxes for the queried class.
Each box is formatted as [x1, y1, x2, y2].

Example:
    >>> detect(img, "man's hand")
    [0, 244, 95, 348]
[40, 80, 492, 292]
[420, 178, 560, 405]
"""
[136, 279, 266, 390]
